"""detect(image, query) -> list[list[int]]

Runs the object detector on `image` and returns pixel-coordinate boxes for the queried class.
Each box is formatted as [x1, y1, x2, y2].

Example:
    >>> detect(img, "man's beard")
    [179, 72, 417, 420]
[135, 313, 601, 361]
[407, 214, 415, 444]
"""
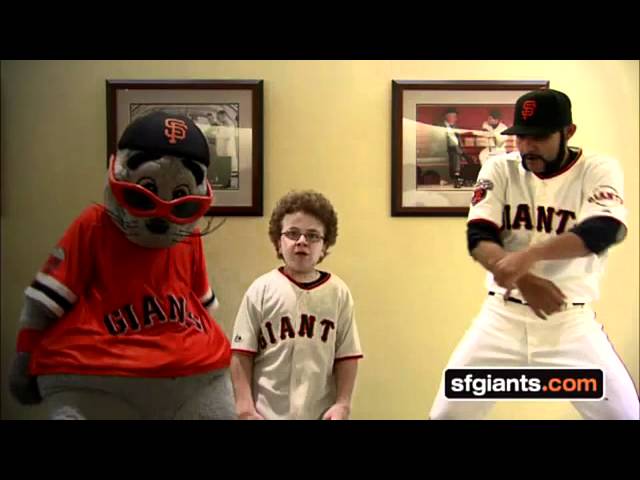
[521, 131, 568, 175]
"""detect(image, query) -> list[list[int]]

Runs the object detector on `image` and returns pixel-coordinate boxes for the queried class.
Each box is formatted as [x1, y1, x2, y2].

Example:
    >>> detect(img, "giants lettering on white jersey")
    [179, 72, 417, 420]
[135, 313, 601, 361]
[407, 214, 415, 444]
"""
[501, 204, 576, 234]
[257, 314, 336, 350]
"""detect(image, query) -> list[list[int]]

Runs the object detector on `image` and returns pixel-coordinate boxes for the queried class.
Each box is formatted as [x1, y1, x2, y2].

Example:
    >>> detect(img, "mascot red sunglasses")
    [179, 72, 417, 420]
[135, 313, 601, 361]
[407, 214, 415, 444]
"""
[108, 155, 213, 224]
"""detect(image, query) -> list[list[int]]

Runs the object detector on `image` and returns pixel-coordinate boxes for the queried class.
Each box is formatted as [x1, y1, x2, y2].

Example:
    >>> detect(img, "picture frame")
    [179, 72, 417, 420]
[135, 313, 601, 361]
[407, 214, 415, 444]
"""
[106, 79, 264, 216]
[391, 80, 549, 216]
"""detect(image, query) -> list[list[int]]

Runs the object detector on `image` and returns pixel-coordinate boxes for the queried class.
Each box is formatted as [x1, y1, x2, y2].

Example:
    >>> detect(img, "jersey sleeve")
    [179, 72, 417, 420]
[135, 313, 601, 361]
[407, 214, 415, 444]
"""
[577, 155, 627, 226]
[24, 207, 96, 318]
[334, 285, 363, 361]
[231, 282, 262, 354]
[191, 234, 218, 310]
[467, 155, 507, 229]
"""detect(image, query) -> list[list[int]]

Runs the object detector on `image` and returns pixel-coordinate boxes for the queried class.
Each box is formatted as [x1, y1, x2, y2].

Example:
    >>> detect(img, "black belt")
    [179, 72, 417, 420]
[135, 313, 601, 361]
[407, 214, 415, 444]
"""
[488, 291, 585, 306]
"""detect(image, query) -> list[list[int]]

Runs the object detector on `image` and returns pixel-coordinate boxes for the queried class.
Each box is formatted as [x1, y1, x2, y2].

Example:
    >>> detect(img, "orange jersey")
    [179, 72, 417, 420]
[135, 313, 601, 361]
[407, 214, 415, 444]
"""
[27, 204, 230, 377]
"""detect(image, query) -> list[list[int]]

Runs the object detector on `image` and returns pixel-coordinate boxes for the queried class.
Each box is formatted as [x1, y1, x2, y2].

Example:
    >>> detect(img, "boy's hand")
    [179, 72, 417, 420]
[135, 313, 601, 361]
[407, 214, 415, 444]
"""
[322, 403, 351, 420]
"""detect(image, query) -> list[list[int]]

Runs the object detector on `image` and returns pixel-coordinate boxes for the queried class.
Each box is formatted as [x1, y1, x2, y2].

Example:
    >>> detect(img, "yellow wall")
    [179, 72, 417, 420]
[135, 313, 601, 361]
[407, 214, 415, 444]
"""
[1, 60, 638, 420]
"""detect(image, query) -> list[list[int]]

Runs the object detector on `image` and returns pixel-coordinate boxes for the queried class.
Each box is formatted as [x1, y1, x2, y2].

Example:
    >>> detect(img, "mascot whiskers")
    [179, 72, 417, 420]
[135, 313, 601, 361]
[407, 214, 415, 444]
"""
[9, 111, 236, 419]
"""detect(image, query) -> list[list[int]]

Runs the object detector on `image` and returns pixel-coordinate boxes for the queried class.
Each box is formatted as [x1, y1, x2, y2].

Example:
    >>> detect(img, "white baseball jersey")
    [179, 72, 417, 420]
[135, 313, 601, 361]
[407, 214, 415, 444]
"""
[429, 147, 639, 420]
[231, 267, 363, 420]
[468, 148, 627, 303]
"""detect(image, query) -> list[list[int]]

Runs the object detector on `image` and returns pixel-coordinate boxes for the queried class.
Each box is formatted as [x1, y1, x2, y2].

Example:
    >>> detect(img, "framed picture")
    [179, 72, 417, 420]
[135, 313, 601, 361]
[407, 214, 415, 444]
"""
[391, 80, 549, 216]
[106, 79, 264, 216]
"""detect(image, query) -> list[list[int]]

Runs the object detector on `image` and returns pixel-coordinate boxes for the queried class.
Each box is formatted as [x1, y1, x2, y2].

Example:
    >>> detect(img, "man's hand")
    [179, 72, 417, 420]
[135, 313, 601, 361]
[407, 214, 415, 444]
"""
[516, 274, 567, 320]
[493, 250, 537, 289]
[322, 403, 351, 420]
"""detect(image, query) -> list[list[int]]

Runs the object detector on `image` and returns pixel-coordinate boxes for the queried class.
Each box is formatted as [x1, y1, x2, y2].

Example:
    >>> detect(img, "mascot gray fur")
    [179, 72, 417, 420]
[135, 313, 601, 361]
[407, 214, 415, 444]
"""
[9, 111, 236, 419]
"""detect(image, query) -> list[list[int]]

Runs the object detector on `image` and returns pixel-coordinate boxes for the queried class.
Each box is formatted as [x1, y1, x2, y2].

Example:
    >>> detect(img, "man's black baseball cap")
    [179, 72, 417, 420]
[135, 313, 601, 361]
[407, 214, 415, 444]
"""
[502, 89, 573, 136]
[118, 110, 210, 167]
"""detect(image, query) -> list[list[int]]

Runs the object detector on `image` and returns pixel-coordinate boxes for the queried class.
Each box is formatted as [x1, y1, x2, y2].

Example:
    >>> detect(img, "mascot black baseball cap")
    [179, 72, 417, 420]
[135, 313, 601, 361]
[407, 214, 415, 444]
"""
[118, 110, 210, 167]
[502, 89, 573, 136]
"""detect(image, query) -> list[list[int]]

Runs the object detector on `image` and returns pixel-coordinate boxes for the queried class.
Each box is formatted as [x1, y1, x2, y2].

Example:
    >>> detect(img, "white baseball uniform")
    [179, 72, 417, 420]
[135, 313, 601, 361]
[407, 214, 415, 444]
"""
[430, 148, 640, 420]
[231, 267, 363, 420]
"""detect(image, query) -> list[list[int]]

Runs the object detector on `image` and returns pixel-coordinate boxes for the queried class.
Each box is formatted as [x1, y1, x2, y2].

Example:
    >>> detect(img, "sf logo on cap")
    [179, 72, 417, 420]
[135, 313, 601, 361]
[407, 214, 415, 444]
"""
[521, 100, 537, 120]
[164, 118, 188, 144]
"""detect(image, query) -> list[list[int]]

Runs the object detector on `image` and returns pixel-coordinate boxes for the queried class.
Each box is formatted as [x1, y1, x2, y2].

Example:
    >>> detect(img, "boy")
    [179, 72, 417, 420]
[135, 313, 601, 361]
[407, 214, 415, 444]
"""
[230, 190, 363, 419]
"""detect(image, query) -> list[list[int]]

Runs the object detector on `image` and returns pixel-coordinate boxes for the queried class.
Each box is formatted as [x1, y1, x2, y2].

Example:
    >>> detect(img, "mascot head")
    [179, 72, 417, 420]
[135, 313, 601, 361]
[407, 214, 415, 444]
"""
[105, 110, 213, 249]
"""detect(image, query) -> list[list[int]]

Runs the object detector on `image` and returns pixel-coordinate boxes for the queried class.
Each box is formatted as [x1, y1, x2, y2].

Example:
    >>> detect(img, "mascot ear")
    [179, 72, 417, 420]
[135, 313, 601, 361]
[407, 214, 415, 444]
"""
[108, 151, 132, 181]
[181, 158, 207, 187]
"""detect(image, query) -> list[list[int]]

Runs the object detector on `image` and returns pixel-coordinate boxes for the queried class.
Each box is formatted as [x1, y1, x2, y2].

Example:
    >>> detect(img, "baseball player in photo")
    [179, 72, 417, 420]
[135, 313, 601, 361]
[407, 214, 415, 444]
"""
[230, 190, 363, 420]
[429, 89, 639, 420]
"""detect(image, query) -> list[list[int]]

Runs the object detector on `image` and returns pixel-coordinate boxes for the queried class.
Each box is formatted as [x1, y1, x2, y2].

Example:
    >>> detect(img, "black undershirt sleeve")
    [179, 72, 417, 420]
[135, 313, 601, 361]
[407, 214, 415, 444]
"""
[467, 221, 502, 255]
[570, 216, 627, 255]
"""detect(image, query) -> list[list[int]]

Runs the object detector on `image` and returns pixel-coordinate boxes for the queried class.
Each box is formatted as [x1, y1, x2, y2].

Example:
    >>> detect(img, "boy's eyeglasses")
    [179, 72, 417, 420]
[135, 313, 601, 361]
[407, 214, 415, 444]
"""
[281, 230, 324, 243]
[108, 154, 213, 225]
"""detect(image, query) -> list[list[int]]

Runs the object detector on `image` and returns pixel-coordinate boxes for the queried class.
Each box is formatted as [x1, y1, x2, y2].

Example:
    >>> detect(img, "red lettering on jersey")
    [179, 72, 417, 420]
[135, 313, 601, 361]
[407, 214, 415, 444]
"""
[555, 209, 576, 234]
[320, 319, 336, 342]
[280, 316, 295, 340]
[258, 314, 336, 349]
[512, 204, 534, 230]
[265, 321, 277, 344]
[504, 204, 576, 235]
[587, 186, 623, 207]
[502, 204, 512, 230]
[258, 331, 267, 350]
[536, 206, 556, 233]
[298, 314, 316, 338]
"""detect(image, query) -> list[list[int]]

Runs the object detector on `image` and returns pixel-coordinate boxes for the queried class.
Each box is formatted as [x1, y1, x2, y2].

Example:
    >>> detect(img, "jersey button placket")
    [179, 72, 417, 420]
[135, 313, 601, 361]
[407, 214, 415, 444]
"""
[291, 289, 304, 417]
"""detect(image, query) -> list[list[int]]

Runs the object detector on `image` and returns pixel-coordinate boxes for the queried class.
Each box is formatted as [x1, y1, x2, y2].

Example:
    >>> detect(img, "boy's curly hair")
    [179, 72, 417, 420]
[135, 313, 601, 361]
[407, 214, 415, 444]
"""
[268, 190, 338, 263]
